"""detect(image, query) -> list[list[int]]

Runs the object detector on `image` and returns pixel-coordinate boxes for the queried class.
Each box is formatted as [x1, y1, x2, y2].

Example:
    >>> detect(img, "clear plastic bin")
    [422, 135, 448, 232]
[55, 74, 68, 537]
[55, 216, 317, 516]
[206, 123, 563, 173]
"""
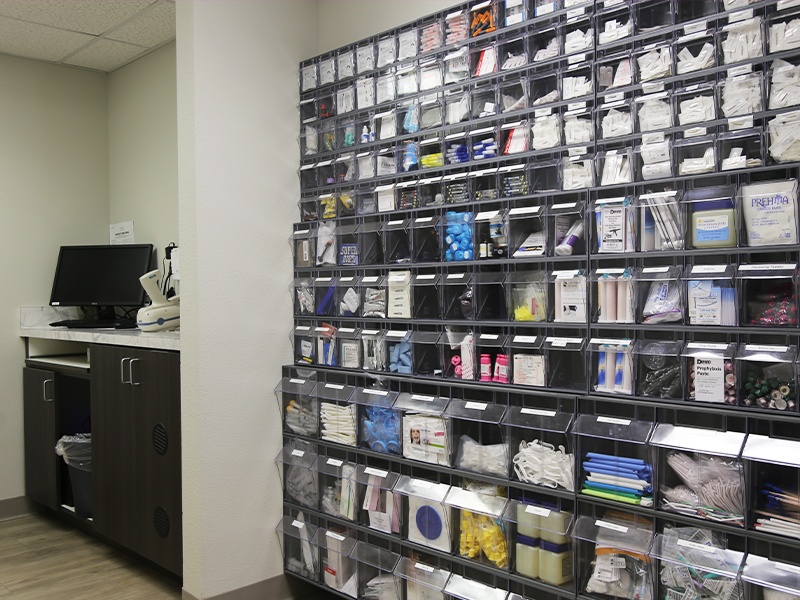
[544, 337, 587, 391]
[338, 328, 361, 369]
[275, 376, 318, 438]
[394, 475, 452, 552]
[553, 270, 587, 323]
[412, 274, 441, 319]
[736, 344, 798, 412]
[395, 392, 451, 467]
[737, 263, 799, 327]
[650, 424, 746, 526]
[276, 440, 318, 509]
[354, 465, 401, 534]
[509, 206, 546, 258]
[350, 542, 401, 600]
[276, 515, 318, 581]
[440, 330, 476, 381]
[635, 340, 684, 400]
[394, 556, 450, 600]
[446, 399, 508, 478]
[314, 455, 359, 521]
[683, 342, 738, 405]
[359, 328, 387, 371]
[639, 190, 685, 251]
[503, 500, 574, 586]
[510, 272, 548, 322]
[593, 197, 636, 253]
[685, 265, 737, 326]
[509, 335, 547, 387]
[314, 528, 358, 597]
[593, 268, 635, 324]
[475, 272, 508, 320]
[442, 272, 474, 320]
[317, 383, 358, 446]
[637, 266, 684, 325]
[573, 414, 655, 508]
[351, 388, 400, 456]
[504, 407, 574, 491]
[588, 338, 634, 395]
[444, 488, 509, 570]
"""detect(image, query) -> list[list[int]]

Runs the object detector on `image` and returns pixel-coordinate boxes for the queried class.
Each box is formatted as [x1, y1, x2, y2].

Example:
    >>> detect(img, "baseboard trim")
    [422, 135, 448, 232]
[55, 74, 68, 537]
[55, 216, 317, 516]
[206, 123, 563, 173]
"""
[0, 496, 34, 521]
[182, 573, 315, 600]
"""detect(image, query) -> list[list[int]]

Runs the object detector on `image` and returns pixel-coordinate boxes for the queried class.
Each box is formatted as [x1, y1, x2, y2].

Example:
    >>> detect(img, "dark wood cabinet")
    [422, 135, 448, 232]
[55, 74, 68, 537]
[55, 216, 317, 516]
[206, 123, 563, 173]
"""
[90, 344, 182, 576]
[23, 342, 181, 577]
[23, 367, 59, 510]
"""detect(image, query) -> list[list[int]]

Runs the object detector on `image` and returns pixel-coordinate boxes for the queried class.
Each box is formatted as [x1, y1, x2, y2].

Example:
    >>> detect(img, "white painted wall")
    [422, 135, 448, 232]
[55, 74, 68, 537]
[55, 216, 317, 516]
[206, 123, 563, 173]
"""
[176, 0, 317, 597]
[316, 0, 457, 55]
[0, 55, 109, 501]
[109, 42, 178, 266]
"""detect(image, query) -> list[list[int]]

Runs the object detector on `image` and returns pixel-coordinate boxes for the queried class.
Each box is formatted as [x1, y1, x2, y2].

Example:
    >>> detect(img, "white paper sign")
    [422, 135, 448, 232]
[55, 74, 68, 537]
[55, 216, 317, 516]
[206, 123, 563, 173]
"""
[109, 220, 135, 245]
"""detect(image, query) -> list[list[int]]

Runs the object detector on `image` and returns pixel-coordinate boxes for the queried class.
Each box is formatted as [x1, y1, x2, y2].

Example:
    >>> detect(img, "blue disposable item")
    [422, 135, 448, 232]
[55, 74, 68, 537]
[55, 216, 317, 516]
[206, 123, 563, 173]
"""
[586, 452, 647, 465]
[517, 534, 540, 547]
[583, 465, 647, 480]
[362, 406, 401, 455]
[583, 461, 646, 476]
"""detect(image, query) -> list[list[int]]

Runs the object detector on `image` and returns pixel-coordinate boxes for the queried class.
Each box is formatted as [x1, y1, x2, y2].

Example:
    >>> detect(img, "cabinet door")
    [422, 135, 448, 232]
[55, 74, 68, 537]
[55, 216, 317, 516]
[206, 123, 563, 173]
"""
[23, 367, 59, 510]
[130, 349, 182, 575]
[90, 345, 139, 548]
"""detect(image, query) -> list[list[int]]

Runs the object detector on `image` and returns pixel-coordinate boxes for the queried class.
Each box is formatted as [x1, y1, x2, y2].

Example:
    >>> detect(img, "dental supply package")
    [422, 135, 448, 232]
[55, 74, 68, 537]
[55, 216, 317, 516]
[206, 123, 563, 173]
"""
[741, 179, 799, 246]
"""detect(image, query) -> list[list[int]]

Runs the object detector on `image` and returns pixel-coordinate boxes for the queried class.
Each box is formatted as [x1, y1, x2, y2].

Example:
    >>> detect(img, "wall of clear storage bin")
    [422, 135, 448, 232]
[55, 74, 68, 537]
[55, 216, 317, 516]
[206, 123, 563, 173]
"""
[278, 0, 800, 598]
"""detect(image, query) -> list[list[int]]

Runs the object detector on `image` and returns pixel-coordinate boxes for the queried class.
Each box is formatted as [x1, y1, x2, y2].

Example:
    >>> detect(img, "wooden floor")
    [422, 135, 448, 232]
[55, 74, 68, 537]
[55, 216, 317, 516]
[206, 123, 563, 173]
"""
[0, 513, 181, 599]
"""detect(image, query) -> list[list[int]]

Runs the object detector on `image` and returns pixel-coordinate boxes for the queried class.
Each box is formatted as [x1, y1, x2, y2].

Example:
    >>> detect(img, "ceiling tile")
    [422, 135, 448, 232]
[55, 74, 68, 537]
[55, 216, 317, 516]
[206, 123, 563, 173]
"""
[63, 37, 147, 72]
[0, 16, 94, 62]
[106, 2, 175, 47]
[0, 0, 155, 36]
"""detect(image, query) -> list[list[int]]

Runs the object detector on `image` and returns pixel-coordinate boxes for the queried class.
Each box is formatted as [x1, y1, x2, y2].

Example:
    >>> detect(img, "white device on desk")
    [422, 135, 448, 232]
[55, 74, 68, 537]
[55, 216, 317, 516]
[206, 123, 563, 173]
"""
[137, 270, 180, 332]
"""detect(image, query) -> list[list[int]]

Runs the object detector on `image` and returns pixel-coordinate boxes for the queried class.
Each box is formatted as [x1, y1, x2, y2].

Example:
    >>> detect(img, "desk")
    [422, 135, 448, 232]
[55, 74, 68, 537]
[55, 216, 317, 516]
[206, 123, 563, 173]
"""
[20, 308, 182, 577]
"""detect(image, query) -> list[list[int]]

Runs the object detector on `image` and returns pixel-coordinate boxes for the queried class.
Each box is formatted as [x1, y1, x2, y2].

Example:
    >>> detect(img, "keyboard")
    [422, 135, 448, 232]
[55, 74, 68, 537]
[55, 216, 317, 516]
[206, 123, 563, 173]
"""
[50, 319, 118, 329]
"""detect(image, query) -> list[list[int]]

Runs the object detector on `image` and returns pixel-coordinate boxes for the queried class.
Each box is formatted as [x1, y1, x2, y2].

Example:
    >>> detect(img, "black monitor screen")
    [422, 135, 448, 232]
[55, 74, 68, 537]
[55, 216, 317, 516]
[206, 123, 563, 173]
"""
[49, 244, 154, 307]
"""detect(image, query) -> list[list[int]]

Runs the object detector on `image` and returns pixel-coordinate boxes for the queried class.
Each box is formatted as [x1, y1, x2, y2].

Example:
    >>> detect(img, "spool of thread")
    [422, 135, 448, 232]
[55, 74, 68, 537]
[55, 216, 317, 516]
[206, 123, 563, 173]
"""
[554, 221, 584, 256]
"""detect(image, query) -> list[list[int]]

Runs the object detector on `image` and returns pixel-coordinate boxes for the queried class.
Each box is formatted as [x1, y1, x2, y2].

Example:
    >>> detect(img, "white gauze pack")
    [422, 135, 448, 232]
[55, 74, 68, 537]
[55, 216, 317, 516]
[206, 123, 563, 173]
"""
[741, 180, 799, 246]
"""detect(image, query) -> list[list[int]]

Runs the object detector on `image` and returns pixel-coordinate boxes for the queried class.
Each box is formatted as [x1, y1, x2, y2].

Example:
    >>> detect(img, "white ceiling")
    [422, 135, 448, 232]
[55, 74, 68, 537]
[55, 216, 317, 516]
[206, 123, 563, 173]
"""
[0, 0, 175, 73]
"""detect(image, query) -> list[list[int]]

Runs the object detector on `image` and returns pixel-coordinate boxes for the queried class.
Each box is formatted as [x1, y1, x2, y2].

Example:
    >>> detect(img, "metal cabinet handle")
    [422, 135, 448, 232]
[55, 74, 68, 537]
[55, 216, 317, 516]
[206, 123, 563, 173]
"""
[129, 358, 140, 386]
[42, 378, 54, 402]
[120, 358, 131, 384]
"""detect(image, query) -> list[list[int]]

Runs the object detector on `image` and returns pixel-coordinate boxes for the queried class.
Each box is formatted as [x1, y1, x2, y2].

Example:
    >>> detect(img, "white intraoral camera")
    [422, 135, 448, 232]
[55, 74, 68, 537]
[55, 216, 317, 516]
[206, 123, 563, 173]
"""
[137, 269, 180, 332]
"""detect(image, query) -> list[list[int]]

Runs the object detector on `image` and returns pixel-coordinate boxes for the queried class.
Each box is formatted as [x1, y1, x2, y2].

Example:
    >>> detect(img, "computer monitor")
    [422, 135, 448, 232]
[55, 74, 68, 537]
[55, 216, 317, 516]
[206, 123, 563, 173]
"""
[49, 244, 154, 318]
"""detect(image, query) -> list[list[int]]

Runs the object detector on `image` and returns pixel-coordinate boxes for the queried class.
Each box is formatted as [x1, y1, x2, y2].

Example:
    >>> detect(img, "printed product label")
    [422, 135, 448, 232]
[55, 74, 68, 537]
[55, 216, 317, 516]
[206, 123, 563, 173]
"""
[688, 280, 721, 325]
[743, 189, 798, 245]
[339, 243, 359, 266]
[601, 207, 626, 252]
[695, 215, 729, 242]
[694, 357, 725, 402]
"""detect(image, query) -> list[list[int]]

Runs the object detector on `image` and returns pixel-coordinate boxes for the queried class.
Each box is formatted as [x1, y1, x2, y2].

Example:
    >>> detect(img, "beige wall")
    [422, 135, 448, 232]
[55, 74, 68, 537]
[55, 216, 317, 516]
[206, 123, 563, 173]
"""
[316, 0, 456, 55]
[0, 55, 109, 501]
[176, 0, 318, 597]
[109, 42, 178, 267]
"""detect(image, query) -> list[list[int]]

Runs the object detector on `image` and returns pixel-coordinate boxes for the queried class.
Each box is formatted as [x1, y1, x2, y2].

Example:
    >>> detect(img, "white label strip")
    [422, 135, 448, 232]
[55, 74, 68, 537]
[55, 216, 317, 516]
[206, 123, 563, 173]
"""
[292, 520, 304, 529]
[597, 416, 631, 426]
[677, 539, 716, 554]
[289, 378, 305, 384]
[326, 383, 345, 390]
[521, 408, 556, 417]
[691, 265, 726, 274]
[415, 563, 435, 573]
[596, 520, 628, 533]
[364, 467, 389, 478]
[291, 449, 305, 457]
[525, 505, 552, 517]
[326, 531, 346, 541]
[327, 458, 344, 467]
[464, 401, 488, 411]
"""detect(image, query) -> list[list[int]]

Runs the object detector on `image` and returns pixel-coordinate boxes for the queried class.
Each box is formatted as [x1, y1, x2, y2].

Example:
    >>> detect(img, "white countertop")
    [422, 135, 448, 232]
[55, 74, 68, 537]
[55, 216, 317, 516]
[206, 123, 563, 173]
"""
[20, 306, 180, 351]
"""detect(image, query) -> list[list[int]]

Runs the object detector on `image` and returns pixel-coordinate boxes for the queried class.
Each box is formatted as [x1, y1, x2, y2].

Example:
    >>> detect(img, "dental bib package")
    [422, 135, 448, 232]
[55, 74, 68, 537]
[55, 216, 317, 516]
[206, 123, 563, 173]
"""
[447, 400, 508, 478]
[740, 180, 799, 246]
[650, 425, 746, 526]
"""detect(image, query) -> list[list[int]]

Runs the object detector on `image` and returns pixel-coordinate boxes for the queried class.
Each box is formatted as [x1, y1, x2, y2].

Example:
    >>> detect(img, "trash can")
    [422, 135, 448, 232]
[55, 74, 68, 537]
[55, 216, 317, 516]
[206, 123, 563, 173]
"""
[55, 434, 92, 519]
